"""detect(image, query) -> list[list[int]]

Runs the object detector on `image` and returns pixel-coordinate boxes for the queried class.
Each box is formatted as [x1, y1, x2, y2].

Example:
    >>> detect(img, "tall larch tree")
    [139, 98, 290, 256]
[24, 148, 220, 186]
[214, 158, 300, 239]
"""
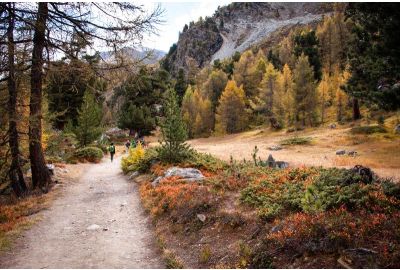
[293, 54, 318, 127]
[215, 80, 248, 134]
[251, 63, 280, 128]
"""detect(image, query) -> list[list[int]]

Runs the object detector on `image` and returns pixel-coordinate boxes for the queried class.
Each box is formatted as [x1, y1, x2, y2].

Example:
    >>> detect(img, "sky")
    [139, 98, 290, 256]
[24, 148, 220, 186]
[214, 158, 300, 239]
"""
[141, 1, 232, 52]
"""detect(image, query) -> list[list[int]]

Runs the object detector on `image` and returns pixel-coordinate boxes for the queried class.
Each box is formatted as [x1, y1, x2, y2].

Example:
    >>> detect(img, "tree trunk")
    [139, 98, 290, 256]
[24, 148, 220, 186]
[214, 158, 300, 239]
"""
[353, 98, 361, 120]
[29, 2, 51, 190]
[7, 3, 27, 197]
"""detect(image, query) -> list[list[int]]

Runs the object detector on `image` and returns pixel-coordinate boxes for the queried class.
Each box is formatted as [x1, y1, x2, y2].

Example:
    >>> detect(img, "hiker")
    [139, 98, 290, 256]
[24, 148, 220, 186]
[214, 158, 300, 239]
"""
[130, 138, 137, 148]
[125, 140, 131, 153]
[108, 142, 116, 162]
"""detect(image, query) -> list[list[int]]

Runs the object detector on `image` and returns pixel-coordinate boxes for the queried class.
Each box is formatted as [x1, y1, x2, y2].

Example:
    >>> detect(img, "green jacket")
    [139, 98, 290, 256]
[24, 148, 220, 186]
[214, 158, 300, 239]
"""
[108, 145, 115, 153]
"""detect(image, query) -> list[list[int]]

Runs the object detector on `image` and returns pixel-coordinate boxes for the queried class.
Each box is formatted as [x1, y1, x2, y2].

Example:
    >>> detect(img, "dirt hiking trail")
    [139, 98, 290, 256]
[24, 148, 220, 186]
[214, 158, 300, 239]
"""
[0, 155, 163, 268]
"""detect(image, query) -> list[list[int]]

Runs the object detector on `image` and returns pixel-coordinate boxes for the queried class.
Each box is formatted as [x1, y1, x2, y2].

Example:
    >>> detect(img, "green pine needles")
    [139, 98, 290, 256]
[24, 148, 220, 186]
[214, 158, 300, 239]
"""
[157, 88, 193, 163]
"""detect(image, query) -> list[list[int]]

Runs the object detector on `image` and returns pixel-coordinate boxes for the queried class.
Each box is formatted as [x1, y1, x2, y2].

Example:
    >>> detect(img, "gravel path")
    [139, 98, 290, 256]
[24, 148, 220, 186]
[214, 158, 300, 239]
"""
[0, 156, 163, 268]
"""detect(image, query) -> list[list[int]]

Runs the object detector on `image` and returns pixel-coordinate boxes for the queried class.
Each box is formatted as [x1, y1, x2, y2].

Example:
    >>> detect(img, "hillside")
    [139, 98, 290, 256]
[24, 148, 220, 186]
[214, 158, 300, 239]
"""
[162, 2, 331, 75]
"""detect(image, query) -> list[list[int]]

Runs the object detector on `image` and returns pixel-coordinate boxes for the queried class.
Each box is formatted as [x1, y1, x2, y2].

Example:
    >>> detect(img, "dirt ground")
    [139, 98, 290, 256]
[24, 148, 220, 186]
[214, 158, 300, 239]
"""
[0, 153, 163, 268]
[187, 126, 400, 181]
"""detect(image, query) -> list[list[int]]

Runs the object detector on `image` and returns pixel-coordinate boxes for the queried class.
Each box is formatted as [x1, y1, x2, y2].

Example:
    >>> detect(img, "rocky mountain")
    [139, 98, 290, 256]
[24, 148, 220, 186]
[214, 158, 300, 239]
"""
[162, 2, 332, 75]
[100, 47, 166, 65]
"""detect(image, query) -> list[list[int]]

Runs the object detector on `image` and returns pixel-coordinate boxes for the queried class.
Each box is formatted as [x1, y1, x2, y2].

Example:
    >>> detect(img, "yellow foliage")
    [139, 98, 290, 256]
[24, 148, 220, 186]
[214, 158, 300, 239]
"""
[121, 142, 144, 174]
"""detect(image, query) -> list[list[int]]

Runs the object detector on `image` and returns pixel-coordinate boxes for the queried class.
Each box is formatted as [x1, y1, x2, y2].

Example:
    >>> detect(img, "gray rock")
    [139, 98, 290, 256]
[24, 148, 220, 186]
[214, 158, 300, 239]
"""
[151, 176, 163, 187]
[336, 150, 346, 155]
[395, 124, 400, 134]
[129, 171, 139, 180]
[329, 123, 337, 129]
[347, 150, 357, 156]
[268, 145, 283, 151]
[151, 167, 205, 187]
[197, 214, 206, 222]
[164, 167, 204, 179]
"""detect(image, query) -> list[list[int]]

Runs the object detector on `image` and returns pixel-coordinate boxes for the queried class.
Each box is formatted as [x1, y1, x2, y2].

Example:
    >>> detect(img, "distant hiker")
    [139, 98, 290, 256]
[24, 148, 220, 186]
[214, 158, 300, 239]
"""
[108, 142, 116, 162]
[125, 140, 131, 153]
[130, 138, 137, 148]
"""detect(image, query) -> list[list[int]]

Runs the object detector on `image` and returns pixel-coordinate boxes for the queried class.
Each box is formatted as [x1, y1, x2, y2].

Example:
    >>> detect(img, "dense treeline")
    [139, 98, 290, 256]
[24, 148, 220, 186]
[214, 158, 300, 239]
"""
[169, 3, 399, 138]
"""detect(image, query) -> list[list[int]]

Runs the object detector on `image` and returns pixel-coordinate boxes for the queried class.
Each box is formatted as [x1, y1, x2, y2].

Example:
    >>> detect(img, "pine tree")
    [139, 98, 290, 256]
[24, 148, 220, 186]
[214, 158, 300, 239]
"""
[158, 88, 191, 163]
[74, 91, 102, 147]
[174, 68, 187, 105]
[118, 103, 155, 136]
[215, 80, 248, 134]
[292, 54, 318, 127]
[294, 29, 322, 81]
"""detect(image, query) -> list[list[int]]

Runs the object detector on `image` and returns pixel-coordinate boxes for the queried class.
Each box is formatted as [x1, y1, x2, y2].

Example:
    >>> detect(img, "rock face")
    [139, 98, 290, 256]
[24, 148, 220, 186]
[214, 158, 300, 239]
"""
[151, 167, 205, 187]
[162, 2, 331, 75]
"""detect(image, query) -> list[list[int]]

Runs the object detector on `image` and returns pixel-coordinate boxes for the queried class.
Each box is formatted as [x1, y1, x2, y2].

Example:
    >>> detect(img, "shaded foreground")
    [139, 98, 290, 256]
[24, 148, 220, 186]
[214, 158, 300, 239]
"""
[0, 156, 163, 268]
[137, 152, 400, 268]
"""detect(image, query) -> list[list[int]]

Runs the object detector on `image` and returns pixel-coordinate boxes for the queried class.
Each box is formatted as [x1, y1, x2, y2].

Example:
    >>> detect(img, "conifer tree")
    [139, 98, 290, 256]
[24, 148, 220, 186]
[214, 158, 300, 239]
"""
[279, 64, 295, 126]
[250, 63, 280, 128]
[74, 91, 102, 147]
[292, 54, 318, 127]
[215, 80, 248, 134]
[233, 50, 259, 97]
[118, 104, 155, 136]
[202, 69, 228, 109]
[158, 88, 191, 163]
[317, 71, 330, 124]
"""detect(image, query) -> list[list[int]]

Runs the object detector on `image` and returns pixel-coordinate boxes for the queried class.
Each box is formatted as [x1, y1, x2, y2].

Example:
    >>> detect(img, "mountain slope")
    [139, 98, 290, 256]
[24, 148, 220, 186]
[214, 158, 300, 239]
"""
[162, 2, 332, 75]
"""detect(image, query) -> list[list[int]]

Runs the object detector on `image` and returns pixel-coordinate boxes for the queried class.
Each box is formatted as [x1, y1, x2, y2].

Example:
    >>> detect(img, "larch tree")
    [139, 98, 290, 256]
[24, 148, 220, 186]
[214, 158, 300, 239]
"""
[250, 63, 280, 128]
[317, 71, 330, 124]
[215, 80, 248, 134]
[275, 64, 294, 127]
[201, 69, 228, 110]
[292, 54, 318, 127]
[233, 50, 258, 97]
[9, 2, 162, 190]
[2, 3, 28, 196]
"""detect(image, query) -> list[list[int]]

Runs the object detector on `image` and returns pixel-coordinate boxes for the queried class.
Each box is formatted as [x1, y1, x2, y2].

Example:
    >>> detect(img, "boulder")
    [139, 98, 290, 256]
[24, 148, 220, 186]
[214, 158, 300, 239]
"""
[395, 124, 400, 134]
[336, 150, 346, 155]
[151, 167, 204, 187]
[350, 165, 374, 184]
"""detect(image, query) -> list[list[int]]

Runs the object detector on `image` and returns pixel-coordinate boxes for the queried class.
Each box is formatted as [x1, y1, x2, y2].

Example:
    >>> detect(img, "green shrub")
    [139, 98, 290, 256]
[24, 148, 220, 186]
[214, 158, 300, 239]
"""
[187, 152, 227, 172]
[381, 179, 400, 200]
[300, 168, 373, 213]
[73, 146, 103, 163]
[350, 125, 387, 134]
[280, 136, 312, 145]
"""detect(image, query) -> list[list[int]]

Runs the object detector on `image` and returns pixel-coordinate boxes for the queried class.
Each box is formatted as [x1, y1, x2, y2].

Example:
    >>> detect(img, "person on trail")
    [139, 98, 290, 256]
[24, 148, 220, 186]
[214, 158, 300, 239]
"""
[125, 140, 131, 153]
[130, 138, 137, 148]
[108, 142, 116, 162]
